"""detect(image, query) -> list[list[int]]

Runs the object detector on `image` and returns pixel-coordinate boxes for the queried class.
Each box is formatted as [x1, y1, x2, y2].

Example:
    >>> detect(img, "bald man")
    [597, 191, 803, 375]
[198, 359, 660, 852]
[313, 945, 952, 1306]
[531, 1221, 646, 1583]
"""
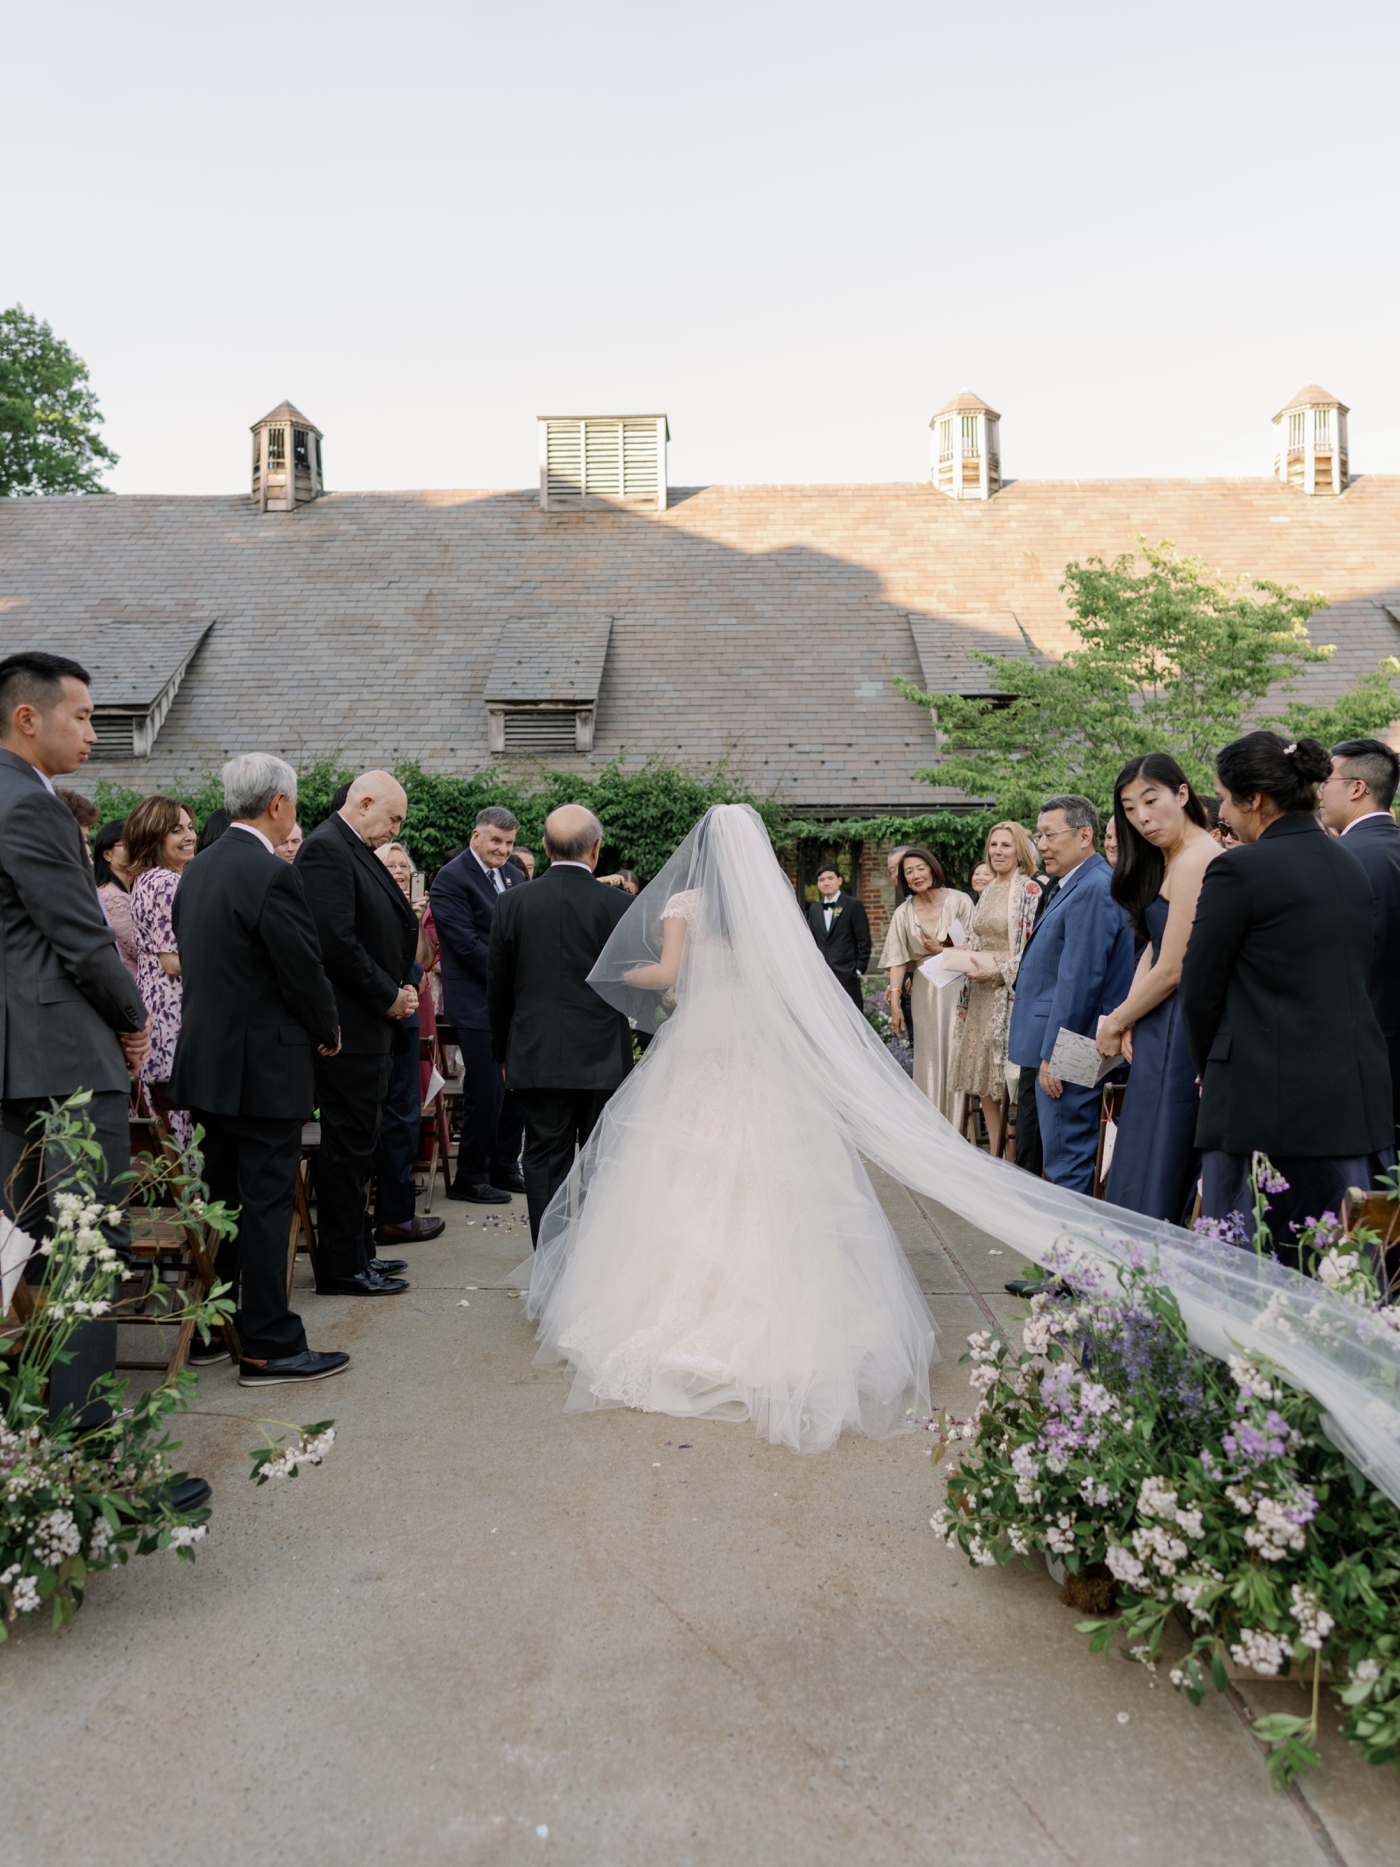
[296, 772, 421, 1295]
[486, 805, 634, 1243]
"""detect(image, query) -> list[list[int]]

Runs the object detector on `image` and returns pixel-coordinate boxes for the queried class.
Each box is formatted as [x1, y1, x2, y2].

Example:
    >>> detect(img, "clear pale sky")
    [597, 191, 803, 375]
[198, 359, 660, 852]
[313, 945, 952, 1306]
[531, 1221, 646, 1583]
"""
[7, 1, 1397, 495]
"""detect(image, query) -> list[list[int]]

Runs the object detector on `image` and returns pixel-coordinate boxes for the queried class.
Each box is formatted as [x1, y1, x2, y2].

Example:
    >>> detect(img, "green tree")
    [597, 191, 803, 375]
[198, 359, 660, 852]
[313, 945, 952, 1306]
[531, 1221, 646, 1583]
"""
[896, 539, 1400, 819]
[0, 304, 118, 497]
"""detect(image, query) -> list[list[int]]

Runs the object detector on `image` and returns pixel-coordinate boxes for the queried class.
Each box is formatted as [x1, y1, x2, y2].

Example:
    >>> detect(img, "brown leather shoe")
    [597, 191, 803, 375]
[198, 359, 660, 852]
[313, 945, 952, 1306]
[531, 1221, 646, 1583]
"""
[376, 1215, 447, 1244]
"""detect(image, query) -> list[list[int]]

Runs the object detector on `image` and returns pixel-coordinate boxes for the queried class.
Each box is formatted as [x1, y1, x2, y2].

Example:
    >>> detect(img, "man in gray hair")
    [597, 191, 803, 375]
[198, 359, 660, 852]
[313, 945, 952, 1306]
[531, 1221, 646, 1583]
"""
[170, 753, 350, 1387]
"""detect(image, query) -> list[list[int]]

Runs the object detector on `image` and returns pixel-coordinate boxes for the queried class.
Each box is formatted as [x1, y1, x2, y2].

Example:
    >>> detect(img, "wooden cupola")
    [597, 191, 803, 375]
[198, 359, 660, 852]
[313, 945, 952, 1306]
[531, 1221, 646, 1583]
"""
[1272, 385, 1349, 496]
[251, 401, 324, 511]
[930, 390, 1001, 500]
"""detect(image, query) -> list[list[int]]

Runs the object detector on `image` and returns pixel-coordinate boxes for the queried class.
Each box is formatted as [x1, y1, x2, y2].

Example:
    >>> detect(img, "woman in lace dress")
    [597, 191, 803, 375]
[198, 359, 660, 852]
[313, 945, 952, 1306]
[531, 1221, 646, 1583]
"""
[944, 822, 1040, 1157]
[879, 847, 975, 1127]
[126, 795, 197, 1150]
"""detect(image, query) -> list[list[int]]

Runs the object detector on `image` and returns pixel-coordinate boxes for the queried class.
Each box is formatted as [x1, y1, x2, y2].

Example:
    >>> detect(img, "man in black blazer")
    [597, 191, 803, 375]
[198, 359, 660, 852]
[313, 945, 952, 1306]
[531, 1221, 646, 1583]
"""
[487, 805, 633, 1243]
[430, 805, 528, 1203]
[0, 652, 151, 1427]
[170, 753, 349, 1388]
[1180, 752, 1393, 1262]
[296, 771, 421, 1296]
[804, 863, 871, 1010]
[1319, 738, 1400, 1143]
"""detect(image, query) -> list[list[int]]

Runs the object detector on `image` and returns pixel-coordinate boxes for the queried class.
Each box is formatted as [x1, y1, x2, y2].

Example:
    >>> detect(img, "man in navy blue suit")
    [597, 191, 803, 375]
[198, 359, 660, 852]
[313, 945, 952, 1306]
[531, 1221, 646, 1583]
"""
[1007, 795, 1134, 1193]
[1319, 737, 1400, 1143]
[431, 806, 528, 1203]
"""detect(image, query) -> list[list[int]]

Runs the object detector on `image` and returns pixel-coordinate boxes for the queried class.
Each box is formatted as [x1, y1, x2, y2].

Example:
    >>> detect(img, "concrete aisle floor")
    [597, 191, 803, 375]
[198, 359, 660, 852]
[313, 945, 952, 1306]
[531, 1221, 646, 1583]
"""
[4, 1169, 1396, 1867]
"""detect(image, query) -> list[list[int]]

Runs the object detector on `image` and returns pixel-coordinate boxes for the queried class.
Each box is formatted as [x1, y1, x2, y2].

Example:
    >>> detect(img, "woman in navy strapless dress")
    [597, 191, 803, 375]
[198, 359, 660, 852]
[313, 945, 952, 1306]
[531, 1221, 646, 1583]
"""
[1096, 754, 1223, 1225]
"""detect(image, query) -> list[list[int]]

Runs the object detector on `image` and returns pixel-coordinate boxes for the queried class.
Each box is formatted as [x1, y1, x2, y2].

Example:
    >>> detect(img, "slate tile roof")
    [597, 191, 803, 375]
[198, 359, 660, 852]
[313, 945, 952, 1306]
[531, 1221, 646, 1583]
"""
[2, 475, 1398, 813]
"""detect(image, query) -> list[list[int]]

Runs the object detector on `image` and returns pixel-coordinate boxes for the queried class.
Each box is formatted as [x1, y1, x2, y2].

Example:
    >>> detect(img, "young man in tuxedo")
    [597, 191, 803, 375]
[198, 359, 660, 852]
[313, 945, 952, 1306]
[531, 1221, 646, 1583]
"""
[804, 862, 871, 1010]
[171, 753, 350, 1387]
[1319, 738, 1400, 1142]
[486, 805, 633, 1244]
[430, 806, 528, 1204]
[295, 771, 420, 1296]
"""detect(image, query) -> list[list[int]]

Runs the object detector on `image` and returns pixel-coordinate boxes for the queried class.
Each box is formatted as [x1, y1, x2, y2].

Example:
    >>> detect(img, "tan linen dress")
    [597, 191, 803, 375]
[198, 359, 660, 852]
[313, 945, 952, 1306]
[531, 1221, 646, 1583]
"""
[879, 890, 974, 1126]
[950, 877, 1016, 1099]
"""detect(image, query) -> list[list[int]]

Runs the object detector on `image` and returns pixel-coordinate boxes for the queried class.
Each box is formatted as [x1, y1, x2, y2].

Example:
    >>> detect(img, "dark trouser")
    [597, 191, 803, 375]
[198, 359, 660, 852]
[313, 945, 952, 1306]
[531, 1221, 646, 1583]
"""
[1037, 1078, 1102, 1194]
[513, 1086, 613, 1245]
[374, 1018, 421, 1230]
[831, 967, 863, 1011]
[2, 1090, 131, 1429]
[193, 1108, 307, 1361]
[314, 1051, 392, 1282]
[1014, 1064, 1043, 1178]
[1201, 1147, 1397, 1271]
[452, 1027, 523, 1190]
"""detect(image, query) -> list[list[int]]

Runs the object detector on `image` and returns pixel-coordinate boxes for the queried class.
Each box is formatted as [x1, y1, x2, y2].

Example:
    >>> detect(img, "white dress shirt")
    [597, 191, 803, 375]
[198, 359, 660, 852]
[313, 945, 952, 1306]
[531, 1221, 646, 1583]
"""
[1340, 811, 1395, 836]
[472, 847, 506, 894]
[230, 821, 276, 855]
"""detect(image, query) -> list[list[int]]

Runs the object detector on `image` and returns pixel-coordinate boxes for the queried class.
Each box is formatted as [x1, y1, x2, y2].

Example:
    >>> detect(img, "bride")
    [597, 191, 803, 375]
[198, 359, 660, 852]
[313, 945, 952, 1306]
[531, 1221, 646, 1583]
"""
[517, 808, 1400, 1491]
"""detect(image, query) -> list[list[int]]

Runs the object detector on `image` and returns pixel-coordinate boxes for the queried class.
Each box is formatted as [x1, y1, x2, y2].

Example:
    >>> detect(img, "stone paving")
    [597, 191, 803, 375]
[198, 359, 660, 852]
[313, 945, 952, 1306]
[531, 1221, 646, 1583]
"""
[3, 1174, 1395, 1866]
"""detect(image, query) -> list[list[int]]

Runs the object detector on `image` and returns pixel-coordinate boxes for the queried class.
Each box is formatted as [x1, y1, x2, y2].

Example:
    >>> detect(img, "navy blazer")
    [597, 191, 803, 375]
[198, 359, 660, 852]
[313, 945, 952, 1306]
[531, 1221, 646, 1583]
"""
[431, 850, 524, 1032]
[1339, 813, 1400, 1130]
[1006, 851, 1134, 1070]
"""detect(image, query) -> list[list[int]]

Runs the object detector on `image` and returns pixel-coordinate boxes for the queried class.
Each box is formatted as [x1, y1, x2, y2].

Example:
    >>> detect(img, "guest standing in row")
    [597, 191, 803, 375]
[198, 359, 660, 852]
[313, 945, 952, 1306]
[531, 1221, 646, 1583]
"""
[276, 820, 304, 864]
[296, 771, 420, 1296]
[1007, 798, 1134, 1192]
[93, 818, 140, 979]
[1318, 738, 1400, 1144]
[881, 847, 975, 1126]
[803, 862, 871, 1010]
[945, 822, 1041, 1158]
[884, 846, 914, 1042]
[371, 839, 445, 1248]
[126, 795, 197, 1150]
[1180, 733, 1394, 1260]
[1096, 754, 1219, 1223]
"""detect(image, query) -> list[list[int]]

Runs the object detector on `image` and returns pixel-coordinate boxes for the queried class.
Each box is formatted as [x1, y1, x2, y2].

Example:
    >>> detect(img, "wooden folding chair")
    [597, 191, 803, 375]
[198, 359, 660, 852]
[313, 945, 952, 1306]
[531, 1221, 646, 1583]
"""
[287, 1123, 321, 1296]
[414, 1036, 454, 1211]
[1092, 1082, 1128, 1201]
[1343, 1184, 1400, 1302]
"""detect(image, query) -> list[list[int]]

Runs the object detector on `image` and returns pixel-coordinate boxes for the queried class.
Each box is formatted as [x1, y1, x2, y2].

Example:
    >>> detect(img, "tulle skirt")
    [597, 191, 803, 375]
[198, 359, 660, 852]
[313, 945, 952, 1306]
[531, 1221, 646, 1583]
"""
[516, 992, 939, 1455]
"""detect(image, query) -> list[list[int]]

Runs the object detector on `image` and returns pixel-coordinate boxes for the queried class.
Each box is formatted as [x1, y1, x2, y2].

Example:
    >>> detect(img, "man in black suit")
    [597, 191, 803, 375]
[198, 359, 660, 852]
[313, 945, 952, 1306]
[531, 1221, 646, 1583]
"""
[1180, 733, 1393, 1262]
[170, 753, 349, 1388]
[804, 862, 871, 1010]
[1319, 738, 1400, 1143]
[296, 771, 421, 1296]
[430, 805, 528, 1204]
[0, 652, 152, 1427]
[487, 805, 633, 1244]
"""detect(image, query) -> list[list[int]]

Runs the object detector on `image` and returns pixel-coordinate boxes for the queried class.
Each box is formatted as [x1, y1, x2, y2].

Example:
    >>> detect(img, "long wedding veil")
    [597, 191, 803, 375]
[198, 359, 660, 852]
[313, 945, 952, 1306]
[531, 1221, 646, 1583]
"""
[578, 804, 1400, 1499]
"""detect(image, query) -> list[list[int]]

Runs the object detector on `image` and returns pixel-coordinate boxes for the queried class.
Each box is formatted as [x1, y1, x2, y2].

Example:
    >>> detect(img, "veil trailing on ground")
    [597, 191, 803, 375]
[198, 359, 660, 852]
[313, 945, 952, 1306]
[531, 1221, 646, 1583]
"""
[527, 806, 1400, 1490]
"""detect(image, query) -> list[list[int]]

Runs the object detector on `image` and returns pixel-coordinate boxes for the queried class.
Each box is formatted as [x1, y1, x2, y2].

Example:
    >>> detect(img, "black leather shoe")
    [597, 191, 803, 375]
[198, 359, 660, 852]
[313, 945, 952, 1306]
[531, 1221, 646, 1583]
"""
[160, 1475, 213, 1512]
[447, 1181, 510, 1205]
[238, 1348, 352, 1386]
[494, 1171, 527, 1195]
[314, 1268, 409, 1296]
[188, 1336, 230, 1368]
[377, 1216, 446, 1244]
[366, 1256, 408, 1275]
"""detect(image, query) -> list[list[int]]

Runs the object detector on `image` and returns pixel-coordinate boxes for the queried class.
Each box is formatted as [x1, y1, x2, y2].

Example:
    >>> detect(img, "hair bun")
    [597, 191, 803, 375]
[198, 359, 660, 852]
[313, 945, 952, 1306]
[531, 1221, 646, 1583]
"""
[1288, 737, 1332, 784]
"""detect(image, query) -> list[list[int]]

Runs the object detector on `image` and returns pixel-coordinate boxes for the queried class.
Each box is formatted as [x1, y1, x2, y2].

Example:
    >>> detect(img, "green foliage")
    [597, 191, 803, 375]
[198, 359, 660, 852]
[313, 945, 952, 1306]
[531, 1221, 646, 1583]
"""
[1266, 661, 1400, 748]
[0, 305, 118, 498]
[782, 811, 1001, 890]
[87, 780, 145, 830]
[897, 539, 1400, 820]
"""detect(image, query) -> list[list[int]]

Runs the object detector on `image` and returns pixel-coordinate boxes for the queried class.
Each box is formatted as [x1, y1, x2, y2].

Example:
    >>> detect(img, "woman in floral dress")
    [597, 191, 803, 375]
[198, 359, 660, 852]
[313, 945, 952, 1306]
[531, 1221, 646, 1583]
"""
[944, 822, 1041, 1158]
[126, 795, 198, 1151]
[880, 847, 975, 1126]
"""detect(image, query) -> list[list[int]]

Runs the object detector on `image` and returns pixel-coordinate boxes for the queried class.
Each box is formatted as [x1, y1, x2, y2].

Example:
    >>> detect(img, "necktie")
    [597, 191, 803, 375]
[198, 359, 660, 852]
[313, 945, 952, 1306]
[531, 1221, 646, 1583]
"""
[491, 868, 503, 895]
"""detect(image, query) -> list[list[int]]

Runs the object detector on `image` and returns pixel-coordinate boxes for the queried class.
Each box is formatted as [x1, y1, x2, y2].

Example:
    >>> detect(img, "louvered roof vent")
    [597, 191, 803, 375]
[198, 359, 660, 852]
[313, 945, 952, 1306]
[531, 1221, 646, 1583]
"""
[538, 416, 669, 511]
[483, 613, 614, 757]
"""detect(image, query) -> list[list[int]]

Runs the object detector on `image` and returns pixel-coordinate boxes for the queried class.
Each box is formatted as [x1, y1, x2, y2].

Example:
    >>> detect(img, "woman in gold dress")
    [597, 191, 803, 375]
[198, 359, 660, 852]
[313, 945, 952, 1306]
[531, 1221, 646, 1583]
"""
[880, 847, 975, 1126]
[943, 822, 1041, 1157]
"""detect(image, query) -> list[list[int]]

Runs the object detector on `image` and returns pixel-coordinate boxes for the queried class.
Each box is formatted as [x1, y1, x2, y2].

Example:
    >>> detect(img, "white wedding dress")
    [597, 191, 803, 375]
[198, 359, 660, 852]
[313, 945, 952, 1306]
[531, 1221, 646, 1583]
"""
[517, 807, 1400, 1493]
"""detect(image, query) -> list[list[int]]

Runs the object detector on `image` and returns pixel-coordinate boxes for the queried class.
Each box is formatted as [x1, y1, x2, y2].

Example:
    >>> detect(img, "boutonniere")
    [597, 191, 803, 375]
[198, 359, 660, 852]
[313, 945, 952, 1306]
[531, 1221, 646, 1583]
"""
[827, 903, 843, 918]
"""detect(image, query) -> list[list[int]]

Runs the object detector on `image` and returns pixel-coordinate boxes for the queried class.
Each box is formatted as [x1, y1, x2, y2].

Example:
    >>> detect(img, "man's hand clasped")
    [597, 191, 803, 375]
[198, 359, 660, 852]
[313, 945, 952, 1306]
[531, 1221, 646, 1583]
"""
[388, 984, 419, 1019]
[120, 1016, 153, 1075]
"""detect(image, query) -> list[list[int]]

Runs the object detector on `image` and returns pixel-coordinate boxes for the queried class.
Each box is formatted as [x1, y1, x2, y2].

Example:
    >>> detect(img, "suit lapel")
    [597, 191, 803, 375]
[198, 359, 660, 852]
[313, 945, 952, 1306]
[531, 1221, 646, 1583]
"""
[335, 814, 416, 927]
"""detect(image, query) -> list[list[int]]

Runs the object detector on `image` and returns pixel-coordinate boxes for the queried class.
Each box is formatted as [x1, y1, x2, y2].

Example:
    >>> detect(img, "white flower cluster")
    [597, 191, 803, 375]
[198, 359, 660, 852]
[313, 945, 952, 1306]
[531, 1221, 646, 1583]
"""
[1172, 1567, 1223, 1613]
[1105, 1544, 1148, 1591]
[1132, 1521, 1189, 1577]
[166, 1524, 206, 1551]
[87, 1515, 114, 1560]
[0, 1563, 41, 1617]
[1314, 1247, 1362, 1290]
[1289, 1584, 1334, 1652]
[1044, 1513, 1077, 1555]
[1020, 1293, 1070, 1357]
[1226, 1486, 1306, 1560]
[1354, 1658, 1381, 1684]
[1137, 1476, 1204, 1542]
[1229, 1626, 1289, 1676]
[1225, 1355, 1281, 1403]
[1078, 1476, 1113, 1508]
[261, 1426, 337, 1481]
[1010, 1443, 1042, 1504]
[31, 1508, 82, 1568]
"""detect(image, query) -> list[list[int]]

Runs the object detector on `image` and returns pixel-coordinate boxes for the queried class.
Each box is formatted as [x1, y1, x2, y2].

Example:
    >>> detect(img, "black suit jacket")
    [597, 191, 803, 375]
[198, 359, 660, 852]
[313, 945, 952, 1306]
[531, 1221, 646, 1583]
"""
[0, 748, 146, 1098]
[295, 814, 420, 1055]
[430, 850, 524, 1033]
[1179, 812, 1392, 1158]
[486, 864, 633, 1090]
[1338, 814, 1400, 1133]
[804, 893, 871, 976]
[170, 828, 339, 1119]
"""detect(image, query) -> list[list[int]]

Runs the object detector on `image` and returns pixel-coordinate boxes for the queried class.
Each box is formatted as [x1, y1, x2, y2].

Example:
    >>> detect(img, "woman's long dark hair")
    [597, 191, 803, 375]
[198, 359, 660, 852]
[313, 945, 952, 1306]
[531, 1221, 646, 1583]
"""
[1110, 753, 1209, 929]
[895, 844, 946, 903]
[92, 819, 128, 891]
[1215, 731, 1331, 815]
